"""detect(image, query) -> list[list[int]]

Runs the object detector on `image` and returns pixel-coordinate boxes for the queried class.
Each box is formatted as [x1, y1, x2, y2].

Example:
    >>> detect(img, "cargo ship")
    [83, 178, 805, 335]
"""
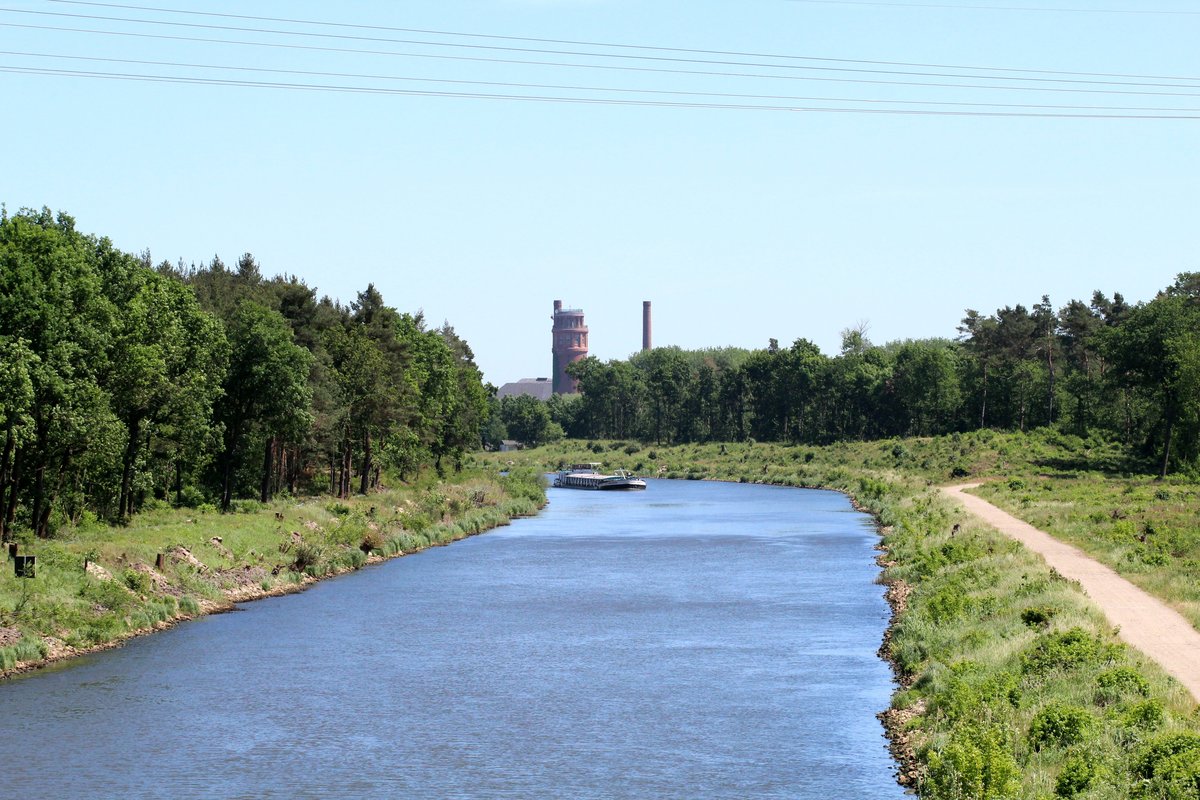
[553, 463, 647, 491]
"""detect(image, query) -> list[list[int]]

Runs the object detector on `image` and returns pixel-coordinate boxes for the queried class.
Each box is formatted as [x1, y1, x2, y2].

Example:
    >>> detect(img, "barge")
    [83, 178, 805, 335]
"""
[553, 463, 647, 491]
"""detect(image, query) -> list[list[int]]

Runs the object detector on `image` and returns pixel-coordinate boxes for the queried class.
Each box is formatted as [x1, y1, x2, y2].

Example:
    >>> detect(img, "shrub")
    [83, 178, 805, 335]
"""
[925, 725, 1018, 800]
[1021, 628, 1104, 676]
[1133, 733, 1200, 797]
[122, 568, 153, 594]
[291, 543, 322, 573]
[1055, 756, 1096, 798]
[360, 529, 385, 554]
[1095, 666, 1151, 704]
[1020, 605, 1056, 628]
[1028, 703, 1096, 750]
[1121, 699, 1165, 732]
[325, 502, 351, 516]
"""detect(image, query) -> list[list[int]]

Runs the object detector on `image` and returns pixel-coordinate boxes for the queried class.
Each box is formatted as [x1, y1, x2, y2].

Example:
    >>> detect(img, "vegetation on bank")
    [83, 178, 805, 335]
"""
[491, 433, 1200, 799]
[498, 274, 1200, 482]
[1, 208, 490, 542]
[0, 466, 545, 674]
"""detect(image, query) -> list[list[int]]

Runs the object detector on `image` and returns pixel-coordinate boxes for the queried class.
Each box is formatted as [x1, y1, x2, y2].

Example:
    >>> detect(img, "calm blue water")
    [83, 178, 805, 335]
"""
[0, 479, 905, 799]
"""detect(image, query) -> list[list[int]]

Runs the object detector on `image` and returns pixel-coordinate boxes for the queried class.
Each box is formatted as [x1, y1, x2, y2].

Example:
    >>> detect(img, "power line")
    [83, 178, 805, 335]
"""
[5, 21, 1200, 100]
[41, 0, 1200, 83]
[4, 7, 1199, 90]
[5, 63, 1198, 117]
[7, 49, 1197, 113]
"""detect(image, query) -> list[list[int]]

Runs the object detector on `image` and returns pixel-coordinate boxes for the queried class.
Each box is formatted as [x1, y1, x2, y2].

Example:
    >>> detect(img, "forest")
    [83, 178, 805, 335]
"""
[0, 208, 488, 539]
[528, 276, 1200, 477]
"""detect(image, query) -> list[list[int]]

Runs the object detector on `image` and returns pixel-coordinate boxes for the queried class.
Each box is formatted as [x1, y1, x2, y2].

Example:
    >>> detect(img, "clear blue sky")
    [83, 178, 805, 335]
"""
[5, 0, 1198, 385]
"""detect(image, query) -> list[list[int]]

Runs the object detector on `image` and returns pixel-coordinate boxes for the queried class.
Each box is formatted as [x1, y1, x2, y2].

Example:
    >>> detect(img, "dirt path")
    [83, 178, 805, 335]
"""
[942, 483, 1200, 703]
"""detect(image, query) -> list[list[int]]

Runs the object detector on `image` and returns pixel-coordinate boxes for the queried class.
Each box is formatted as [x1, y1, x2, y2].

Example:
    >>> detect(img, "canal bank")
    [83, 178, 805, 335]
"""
[0, 470, 547, 679]
[492, 438, 1200, 799]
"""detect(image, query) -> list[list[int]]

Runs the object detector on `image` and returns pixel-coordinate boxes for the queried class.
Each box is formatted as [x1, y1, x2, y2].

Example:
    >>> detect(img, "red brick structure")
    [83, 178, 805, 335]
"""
[551, 300, 588, 394]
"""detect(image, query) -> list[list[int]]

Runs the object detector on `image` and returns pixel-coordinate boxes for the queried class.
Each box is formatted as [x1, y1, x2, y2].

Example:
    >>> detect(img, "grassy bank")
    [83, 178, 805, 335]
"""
[488, 435, 1200, 799]
[0, 468, 546, 676]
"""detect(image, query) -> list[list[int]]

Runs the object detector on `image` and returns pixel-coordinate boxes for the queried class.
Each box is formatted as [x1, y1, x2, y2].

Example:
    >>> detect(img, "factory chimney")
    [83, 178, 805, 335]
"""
[642, 301, 652, 351]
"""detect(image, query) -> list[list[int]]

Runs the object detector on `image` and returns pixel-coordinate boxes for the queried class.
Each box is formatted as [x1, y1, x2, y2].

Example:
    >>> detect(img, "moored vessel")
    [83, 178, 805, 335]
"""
[553, 463, 647, 491]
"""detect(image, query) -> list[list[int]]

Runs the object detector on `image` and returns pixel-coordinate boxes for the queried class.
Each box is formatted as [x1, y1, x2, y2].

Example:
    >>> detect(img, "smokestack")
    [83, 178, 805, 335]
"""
[642, 300, 652, 351]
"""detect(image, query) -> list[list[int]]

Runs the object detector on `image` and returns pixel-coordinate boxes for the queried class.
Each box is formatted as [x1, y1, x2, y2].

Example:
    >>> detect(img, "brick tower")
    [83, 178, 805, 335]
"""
[551, 300, 588, 394]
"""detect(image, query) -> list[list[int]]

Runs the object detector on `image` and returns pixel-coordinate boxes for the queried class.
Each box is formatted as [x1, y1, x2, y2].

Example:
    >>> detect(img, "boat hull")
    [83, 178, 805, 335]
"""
[553, 466, 647, 491]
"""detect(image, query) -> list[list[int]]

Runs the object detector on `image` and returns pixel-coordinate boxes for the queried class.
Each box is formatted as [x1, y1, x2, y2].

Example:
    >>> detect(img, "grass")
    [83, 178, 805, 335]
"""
[483, 434, 1200, 799]
[0, 467, 546, 673]
[972, 476, 1200, 630]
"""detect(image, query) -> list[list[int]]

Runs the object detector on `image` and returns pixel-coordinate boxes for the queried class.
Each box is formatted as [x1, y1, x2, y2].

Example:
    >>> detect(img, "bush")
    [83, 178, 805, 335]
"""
[1020, 605, 1056, 628]
[1021, 628, 1105, 676]
[925, 725, 1018, 800]
[1133, 733, 1200, 797]
[122, 568, 153, 594]
[1095, 666, 1151, 704]
[1121, 699, 1165, 732]
[1028, 703, 1095, 750]
[291, 543, 322, 573]
[1055, 756, 1096, 798]
[360, 528, 385, 554]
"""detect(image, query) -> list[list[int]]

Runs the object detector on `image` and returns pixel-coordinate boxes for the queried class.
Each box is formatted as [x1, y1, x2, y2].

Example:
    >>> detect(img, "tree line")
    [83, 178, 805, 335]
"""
[549, 276, 1200, 476]
[0, 208, 488, 539]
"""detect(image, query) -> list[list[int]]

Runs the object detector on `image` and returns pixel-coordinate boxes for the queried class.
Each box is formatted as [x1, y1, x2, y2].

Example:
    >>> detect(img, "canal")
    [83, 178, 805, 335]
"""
[0, 479, 905, 799]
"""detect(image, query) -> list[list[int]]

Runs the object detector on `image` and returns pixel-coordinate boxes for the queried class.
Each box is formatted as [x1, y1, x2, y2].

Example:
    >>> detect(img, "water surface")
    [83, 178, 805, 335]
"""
[1, 479, 904, 799]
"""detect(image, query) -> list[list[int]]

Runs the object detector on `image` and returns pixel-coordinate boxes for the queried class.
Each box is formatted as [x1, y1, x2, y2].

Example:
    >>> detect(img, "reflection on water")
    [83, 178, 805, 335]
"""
[0, 479, 905, 799]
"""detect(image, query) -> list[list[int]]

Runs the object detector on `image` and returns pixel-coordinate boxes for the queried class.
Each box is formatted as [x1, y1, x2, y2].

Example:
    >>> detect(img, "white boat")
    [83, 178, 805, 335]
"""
[553, 463, 647, 491]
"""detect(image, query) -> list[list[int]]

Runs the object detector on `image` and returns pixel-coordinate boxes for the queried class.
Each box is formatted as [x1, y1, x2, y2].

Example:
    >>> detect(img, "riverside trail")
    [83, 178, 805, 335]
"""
[943, 483, 1200, 703]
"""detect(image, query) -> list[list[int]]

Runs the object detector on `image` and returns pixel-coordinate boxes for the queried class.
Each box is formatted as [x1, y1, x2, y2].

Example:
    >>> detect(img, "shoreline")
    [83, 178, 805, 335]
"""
[1, 507, 541, 682]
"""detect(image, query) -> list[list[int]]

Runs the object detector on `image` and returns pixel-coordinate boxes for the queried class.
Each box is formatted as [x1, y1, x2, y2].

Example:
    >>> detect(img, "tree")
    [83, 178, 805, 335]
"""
[0, 208, 116, 535]
[500, 395, 554, 447]
[1105, 275, 1200, 476]
[104, 265, 226, 520]
[891, 340, 962, 436]
[0, 336, 37, 540]
[214, 301, 312, 510]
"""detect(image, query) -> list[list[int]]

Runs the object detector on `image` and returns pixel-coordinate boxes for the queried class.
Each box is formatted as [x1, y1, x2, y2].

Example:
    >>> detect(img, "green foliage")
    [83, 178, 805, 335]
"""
[1028, 703, 1096, 750]
[1055, 756, 1097, 798]
[1020, 605, 1056, 628]
[925, 725, 1019, 800]
[121, 569, 152, 594]
[1121, 699, 1165, 733]
[290, 543, 322, 573]
[1021, 628, 1106, 676]
[1095, 666, 1151, 704]
[1132, 733, 1200, 798]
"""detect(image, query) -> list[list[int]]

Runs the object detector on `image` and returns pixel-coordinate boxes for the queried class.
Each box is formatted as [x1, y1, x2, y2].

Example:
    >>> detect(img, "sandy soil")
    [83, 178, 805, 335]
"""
[943, 483, 1200, 703]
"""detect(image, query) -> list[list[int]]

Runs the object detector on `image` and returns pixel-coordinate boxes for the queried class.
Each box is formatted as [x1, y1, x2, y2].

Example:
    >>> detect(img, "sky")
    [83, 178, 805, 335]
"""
[4, 0, 1198, 385]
